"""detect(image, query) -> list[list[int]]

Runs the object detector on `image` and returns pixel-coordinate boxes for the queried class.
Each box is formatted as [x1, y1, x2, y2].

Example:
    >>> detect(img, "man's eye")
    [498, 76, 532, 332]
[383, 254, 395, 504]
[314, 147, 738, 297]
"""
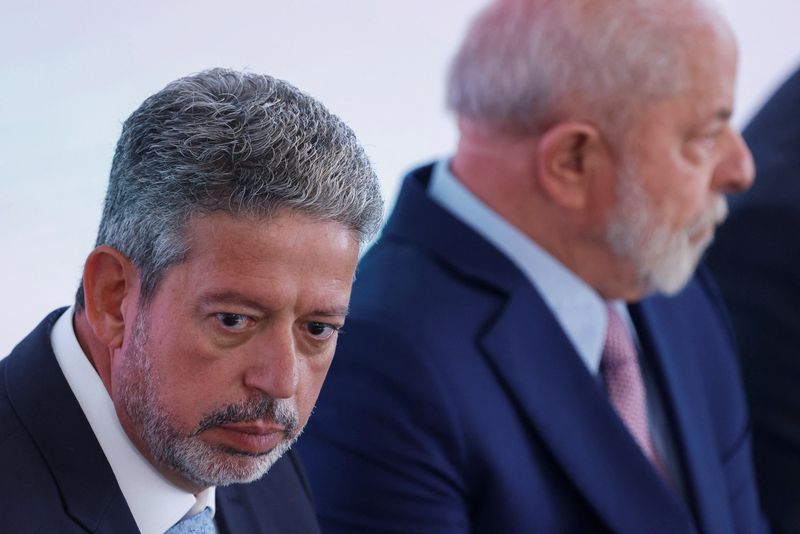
[306, 322, 339, 340]
[215, 313, 252, 330]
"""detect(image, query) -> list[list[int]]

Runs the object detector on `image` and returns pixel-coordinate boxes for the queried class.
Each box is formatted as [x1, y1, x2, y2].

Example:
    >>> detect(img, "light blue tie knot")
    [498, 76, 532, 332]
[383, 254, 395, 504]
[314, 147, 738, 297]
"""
[164, 506, 217, 534]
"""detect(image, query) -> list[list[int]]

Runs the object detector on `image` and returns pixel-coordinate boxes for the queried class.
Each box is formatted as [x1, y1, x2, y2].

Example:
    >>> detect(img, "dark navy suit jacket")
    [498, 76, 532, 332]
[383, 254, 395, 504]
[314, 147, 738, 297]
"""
[298, 165, 767, 533]
[708, 65, 800, 534]
[0, 309, 321, 533]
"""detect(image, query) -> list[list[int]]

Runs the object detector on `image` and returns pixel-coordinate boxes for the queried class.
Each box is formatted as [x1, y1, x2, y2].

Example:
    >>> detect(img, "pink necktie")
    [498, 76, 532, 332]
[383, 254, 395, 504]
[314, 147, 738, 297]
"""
[601, 305, 668, 479]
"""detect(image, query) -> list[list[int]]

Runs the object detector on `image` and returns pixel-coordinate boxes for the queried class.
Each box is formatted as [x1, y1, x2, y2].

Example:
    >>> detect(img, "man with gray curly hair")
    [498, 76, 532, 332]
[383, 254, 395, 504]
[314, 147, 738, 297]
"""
[0, 68, 382, 534]
[299, 0, 767, 532]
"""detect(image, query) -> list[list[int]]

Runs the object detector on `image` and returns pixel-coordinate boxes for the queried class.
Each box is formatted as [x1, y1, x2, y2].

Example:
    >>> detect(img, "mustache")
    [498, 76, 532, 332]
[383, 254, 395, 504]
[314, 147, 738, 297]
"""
[191, 396, 299, 437]
[711, 196, 729, 225]
[687, 196, 728, 237]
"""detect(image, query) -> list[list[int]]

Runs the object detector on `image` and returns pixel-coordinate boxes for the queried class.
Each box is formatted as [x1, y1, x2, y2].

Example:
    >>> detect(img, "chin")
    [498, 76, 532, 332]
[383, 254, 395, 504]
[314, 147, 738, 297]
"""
[167, 434, 298, 488]
[641, 233, 709, 296]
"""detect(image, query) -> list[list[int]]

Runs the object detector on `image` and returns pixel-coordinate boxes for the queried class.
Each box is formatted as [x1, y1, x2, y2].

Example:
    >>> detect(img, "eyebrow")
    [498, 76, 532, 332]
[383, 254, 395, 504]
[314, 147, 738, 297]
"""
[312, 306, 351, 318]
[197, 291, 350, 317]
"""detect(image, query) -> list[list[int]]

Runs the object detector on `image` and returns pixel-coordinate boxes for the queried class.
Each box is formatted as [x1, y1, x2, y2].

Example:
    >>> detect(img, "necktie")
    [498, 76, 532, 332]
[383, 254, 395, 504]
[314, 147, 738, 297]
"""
[165, 506, 217, 534]
[601, 305, 667, 479]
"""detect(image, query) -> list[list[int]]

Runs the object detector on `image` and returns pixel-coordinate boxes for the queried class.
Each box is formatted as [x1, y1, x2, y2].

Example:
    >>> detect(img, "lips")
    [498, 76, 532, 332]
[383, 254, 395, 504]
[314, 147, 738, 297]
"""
[210, 421, 288, 455]
[221, 421, 285, 434]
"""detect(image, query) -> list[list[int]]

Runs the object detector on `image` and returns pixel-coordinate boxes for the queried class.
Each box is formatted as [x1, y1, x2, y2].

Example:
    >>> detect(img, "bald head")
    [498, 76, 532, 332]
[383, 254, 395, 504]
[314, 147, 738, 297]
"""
[447, 0, 732, 139]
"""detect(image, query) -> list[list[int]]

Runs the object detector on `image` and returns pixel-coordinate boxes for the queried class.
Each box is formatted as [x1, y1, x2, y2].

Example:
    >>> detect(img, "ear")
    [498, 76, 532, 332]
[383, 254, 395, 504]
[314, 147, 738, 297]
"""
[535, 122, 612, 209]
[81, 246, 139, 350]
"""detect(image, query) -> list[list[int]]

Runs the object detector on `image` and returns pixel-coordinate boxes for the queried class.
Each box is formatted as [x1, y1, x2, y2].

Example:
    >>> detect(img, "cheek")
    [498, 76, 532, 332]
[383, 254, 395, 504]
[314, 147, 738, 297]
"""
[141, 338, 222, 427]
[649, 175, 710, 232]
[677, 147, 718, 217]
[676, 186, 713, 229]
[109, 350, 138, 410]
[147, 317, 226, 385]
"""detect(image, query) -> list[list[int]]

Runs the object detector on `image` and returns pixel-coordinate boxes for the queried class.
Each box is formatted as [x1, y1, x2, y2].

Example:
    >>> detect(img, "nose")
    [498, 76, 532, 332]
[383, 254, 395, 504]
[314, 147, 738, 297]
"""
[712, 127, 755, 194]
[242, 325, 299, 399]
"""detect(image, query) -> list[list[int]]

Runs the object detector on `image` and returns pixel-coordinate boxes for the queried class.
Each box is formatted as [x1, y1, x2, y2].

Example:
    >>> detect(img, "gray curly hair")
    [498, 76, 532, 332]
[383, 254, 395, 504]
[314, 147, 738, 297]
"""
[76, 68, 383, 308]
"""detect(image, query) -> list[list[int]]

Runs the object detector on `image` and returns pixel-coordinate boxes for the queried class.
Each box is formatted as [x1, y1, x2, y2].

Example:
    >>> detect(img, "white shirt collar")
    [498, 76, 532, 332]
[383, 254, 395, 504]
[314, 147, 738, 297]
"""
[428, 159, 612, 373]
[51, 307, 216, 534]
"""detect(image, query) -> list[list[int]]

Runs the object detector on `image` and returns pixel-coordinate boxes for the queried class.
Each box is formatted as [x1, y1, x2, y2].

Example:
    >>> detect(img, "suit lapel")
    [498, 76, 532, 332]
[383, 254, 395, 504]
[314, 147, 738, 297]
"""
[215, 482, 283, 534]
[479, 286, 694, 533]
[216, 485, 256, 534]
[5, 309, 138, 533]
[216, 451, 320, 534]
[385, 166, 696, 532]
[631, 296, 735, 534]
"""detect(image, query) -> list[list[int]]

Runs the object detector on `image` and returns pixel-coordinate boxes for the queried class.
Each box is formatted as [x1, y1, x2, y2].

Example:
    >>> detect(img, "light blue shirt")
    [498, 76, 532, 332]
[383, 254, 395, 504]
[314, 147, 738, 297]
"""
[427, 159, 683, 493]
[50, 308, 217, 534]
[428, 158, 610, 374]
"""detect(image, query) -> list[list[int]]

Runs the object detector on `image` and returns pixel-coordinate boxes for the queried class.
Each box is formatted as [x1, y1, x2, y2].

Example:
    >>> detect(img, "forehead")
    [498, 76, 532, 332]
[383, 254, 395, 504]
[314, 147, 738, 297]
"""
[683, 19, 738, 97]
[157, 211, 360, 308]
[629, 23, 738, 137]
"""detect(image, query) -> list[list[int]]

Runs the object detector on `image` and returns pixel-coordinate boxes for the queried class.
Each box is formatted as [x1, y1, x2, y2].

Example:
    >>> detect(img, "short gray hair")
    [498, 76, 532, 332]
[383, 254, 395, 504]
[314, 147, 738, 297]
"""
[76, 68, 383, 308]
[447, 0, 724, 137]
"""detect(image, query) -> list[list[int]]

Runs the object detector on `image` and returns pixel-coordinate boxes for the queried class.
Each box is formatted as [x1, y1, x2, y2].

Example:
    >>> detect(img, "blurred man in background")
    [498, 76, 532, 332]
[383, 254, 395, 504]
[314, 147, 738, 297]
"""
[299, 0, 766, 532]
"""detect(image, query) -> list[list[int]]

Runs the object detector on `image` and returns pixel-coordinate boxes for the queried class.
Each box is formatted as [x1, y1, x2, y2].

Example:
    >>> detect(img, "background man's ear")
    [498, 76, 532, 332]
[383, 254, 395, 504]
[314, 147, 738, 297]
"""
[536, 122, 612, 209]
[81, 246, 138, 350]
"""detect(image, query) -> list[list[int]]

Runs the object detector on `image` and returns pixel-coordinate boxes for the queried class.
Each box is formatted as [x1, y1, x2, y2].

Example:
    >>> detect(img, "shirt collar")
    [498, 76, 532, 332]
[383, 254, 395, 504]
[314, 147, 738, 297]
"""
[51, 307, 216, 534]
[428, 159, 609, 373]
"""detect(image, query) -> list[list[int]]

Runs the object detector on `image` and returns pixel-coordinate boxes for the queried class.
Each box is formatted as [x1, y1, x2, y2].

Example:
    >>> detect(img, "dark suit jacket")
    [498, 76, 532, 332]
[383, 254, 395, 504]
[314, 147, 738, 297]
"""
[707, 65, 800, 534]
[297, 165, 767, 533]
[0, 308, 321, 533]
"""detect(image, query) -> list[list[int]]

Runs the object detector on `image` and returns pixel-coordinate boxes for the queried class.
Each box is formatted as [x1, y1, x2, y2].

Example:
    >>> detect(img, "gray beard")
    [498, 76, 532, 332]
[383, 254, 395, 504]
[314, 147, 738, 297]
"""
[605, 163, 722, 296]
[118, 308, 300, 488]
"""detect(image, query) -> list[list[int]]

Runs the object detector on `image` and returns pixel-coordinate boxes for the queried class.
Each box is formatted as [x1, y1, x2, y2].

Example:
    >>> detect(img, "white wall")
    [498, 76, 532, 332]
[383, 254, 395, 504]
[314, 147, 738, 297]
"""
[1, 0, 798, 356]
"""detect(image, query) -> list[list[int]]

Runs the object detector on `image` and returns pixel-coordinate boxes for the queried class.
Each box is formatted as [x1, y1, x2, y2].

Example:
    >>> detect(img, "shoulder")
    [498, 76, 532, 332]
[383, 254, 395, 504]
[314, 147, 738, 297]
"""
[0, 315, 65, 472]
[0, 357, 23, 446]
[340, 241, 508, 428]
[0, 309, 124, 530]
[352, 220, 510, 352]
[0, 356, 40, 466]
[0, 357, 80, 529]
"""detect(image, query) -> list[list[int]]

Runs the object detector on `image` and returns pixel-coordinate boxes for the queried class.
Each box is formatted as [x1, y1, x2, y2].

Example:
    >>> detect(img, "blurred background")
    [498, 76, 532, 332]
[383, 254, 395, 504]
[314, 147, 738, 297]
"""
[2, 0, 799, 356]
